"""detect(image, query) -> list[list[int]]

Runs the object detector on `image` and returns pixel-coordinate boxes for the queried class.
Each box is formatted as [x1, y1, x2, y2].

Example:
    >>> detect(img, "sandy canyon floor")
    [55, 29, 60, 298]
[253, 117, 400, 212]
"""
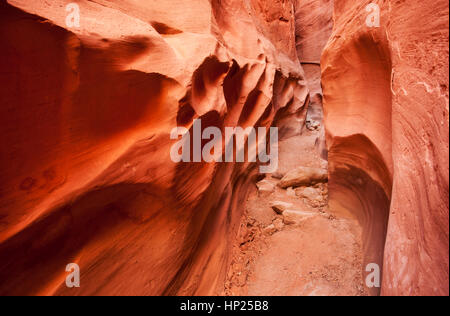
[224, 124, 368, 296]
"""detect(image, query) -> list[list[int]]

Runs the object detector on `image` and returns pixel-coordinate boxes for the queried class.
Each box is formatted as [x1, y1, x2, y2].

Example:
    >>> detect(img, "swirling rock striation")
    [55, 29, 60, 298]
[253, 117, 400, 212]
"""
[0, 0, 308, 295]
[322, 0, 449, 296]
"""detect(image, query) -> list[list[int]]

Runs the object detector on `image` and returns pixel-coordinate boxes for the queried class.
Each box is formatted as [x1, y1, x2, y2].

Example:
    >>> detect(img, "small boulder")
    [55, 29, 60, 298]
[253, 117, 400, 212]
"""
[296, 187, 323, 201]
[286, 187, 296, 197]
[306, 119, 321, 131]
[283, 210, 316, 225]
[278, 166, 328, 189]
[256, 179, 275, 196]
[296, 187, 327, 208]
[273, 218, 284, 231]
[270, 201, 293, 214]
[263, 224, 277, 236]
[314, 182, 328, 193]
[271, 171, 285, 180]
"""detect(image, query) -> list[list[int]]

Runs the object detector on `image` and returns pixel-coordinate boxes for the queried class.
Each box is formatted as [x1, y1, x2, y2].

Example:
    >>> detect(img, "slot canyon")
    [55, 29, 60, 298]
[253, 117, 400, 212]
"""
[0, 0, 448, 296]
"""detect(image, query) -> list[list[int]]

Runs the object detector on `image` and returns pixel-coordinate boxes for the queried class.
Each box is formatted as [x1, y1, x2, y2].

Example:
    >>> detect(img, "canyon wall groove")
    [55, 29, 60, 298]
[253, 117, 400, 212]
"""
[322, 0, 449, 296]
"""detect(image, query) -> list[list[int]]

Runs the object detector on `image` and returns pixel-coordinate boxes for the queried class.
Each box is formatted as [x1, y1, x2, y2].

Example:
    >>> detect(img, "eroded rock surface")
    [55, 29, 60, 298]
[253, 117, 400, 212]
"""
[0, 0, 307, 296]
[322, 0, 449, 296]
[0, 0, 448, 297]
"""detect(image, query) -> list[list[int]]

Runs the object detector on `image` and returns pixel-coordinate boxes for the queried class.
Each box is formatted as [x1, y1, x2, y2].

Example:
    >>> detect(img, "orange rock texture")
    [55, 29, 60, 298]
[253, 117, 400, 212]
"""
[322, 0, 449, 296]
[0, 0, 307, 295]
[0, 0, 448, 296]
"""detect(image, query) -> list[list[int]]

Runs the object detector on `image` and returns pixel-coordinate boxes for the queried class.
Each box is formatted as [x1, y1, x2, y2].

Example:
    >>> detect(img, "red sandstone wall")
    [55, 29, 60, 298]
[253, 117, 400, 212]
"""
[0, 0, 448, 297]
[0, 0, 307, 295]
[322, 0, 449, 296]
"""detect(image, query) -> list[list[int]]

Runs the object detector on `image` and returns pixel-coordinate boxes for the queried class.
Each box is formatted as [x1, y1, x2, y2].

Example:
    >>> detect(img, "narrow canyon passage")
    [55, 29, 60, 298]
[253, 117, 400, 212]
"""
[222, 0, 368, 296]
[224, 62, 367, 297]
[0, 0, 447, 297]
